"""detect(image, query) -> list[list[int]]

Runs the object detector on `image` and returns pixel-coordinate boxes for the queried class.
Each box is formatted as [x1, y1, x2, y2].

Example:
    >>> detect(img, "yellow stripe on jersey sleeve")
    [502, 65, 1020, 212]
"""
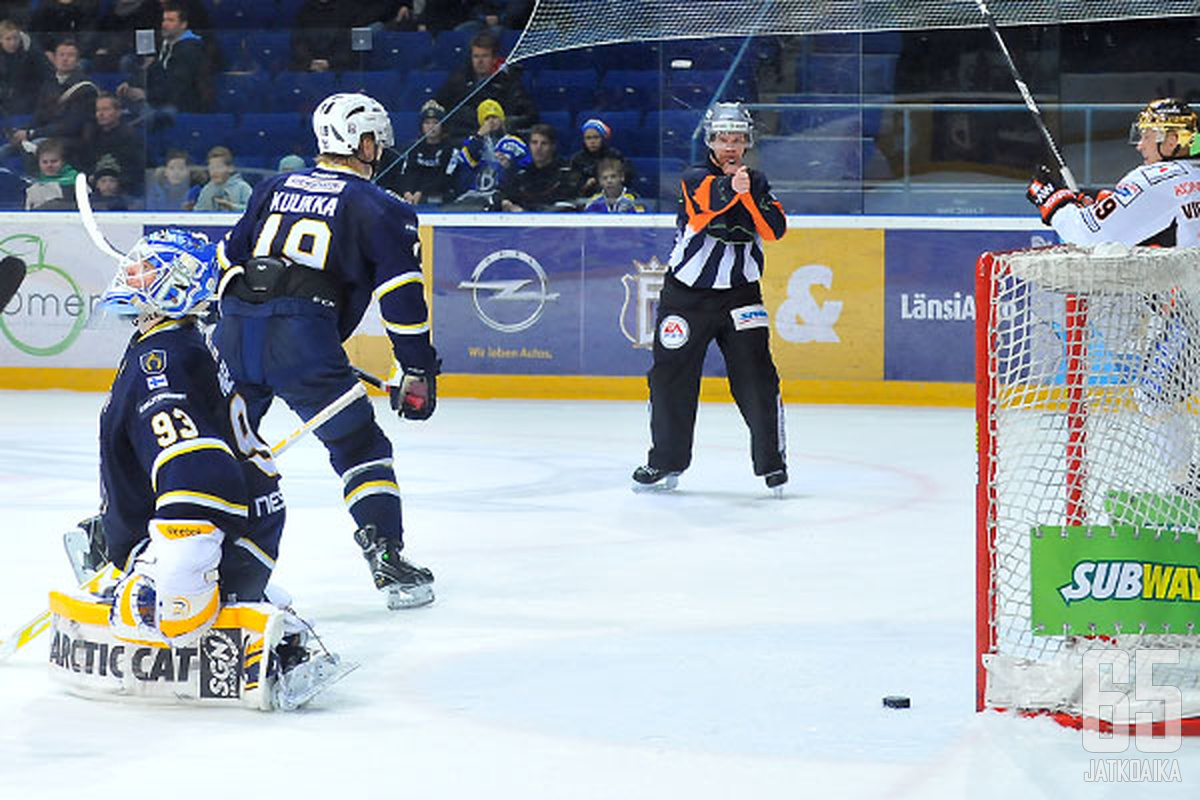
[151, 437, 236, 492]
[373, 271, 424, 301]
[156, 490, 249, 517]
[382, 319, 431, 335]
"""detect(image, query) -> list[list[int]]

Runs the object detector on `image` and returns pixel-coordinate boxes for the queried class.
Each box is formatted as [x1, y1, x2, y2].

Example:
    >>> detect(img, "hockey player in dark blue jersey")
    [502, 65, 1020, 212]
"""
[65, 228, 351, 708]
[213, 92, 437, 610]
[95, 229, 286, 644]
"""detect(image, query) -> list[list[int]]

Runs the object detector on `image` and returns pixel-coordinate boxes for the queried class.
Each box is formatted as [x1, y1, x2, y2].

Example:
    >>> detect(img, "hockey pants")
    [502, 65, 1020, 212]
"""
[646, 277, 786, 476]
[214, 297, 407, 544]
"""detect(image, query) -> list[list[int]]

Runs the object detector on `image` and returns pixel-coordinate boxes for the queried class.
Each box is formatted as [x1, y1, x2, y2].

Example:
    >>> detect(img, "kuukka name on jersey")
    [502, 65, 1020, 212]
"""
[268, 191, 340, 218]
[1059, 560, 1200, 604]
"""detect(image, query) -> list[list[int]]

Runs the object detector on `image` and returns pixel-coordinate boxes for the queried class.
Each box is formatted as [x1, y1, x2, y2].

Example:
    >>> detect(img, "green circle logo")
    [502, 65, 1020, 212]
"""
[0, 233, 89, 357]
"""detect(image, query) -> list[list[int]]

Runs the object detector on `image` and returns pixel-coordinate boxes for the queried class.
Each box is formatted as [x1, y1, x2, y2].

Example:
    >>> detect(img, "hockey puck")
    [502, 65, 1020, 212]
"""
[882, 695, 911, 709]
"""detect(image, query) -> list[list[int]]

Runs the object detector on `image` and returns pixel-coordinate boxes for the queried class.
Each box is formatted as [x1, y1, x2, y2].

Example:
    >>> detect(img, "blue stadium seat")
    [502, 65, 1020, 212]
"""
[217, 2, 284, 29]
[399, 70, 447, 109]
[211, 31, 247, 71]
[243, 31, 291, 74]
[427, 30, 473, 71]
[90, 72, 127, 93]
[597, 70, 661, 111]
[238, 112, 310, 159]
[161, 113, 238, 163]
[651, 109, 704, 160]
[530, 69, 598, 114]
[862, 53, 899, 94]
[272, 71, 339, 114]
[389, 110, 420, 140]
[799, 53, 861, 95]
[536, 110, 572, 140]
[345, 71, 403, 109]
[0, 166, 28, 210]
[213, 72, 267, 116]
[626, 156, 658, 201]
[365, 31, 434, 72]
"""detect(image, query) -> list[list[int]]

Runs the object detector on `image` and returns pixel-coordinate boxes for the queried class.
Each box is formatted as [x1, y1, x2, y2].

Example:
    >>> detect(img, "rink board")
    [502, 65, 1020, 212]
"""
[0, 212, 1044, 405]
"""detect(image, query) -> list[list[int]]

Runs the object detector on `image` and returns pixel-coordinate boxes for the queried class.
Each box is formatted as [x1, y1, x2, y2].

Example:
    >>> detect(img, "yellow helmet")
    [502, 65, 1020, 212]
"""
[1130, 98, 1197, 152]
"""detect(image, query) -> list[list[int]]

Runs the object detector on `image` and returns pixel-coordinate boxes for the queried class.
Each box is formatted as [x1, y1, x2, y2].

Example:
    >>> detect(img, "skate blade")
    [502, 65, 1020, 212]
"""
[386, 583, 435, 610]
[631, 474, 679, 493]
[62, 530, 99, 585]
[274, 655, 360, 711]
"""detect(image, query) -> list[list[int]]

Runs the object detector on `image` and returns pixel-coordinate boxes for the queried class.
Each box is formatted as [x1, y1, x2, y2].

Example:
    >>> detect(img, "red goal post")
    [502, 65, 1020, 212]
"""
[976, 243, 1200, 732]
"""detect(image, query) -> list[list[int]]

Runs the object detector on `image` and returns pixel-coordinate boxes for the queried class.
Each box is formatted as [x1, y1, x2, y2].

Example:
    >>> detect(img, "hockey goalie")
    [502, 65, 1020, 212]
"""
[49, 229, 354, 711]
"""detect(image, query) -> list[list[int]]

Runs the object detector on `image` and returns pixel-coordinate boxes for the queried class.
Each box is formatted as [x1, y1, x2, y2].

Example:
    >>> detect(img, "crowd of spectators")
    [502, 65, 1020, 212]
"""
[0, 0, 661, 213]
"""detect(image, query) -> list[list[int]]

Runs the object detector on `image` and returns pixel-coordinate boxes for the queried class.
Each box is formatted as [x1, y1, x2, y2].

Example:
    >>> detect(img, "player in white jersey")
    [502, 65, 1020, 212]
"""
[1027, 98, 1200, 246]
[1028, 98, 1200, 495]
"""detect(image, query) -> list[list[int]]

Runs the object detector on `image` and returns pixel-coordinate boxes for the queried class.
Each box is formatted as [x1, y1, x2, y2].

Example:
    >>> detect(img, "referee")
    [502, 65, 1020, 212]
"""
[633, 102, 789, 494]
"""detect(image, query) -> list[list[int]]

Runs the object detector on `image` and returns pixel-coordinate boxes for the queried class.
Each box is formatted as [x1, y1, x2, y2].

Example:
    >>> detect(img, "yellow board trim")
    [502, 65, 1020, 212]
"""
[2, 368, 974, 407]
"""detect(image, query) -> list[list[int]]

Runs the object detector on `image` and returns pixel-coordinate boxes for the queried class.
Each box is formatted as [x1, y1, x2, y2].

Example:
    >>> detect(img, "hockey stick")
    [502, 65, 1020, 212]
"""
[0, 255, 26, 311]
[0, 370, 380, 662]
[975, 0, 1079, 192]
[73, 172, 126, 261]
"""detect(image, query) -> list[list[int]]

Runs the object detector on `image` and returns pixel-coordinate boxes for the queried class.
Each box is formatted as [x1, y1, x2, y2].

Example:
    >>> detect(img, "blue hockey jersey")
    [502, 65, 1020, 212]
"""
[99, 318, 284, 575]
[219, 164, 436, 372]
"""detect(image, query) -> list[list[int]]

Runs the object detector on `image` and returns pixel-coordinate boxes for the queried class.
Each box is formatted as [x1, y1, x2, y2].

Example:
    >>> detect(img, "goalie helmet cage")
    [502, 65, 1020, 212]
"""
[976, 243, 1200, 734]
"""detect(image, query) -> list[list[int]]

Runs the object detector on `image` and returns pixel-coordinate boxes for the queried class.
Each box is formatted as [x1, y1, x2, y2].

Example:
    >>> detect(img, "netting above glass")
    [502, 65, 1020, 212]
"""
[512, 0, 1200, 62]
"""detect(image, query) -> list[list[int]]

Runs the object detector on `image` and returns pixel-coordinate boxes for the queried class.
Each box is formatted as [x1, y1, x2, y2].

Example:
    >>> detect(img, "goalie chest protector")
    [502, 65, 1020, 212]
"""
[47, 589, 285, 710]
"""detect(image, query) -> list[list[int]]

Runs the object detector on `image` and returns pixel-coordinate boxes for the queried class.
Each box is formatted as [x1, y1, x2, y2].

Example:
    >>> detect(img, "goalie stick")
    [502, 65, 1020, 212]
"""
[975, 0, 1079, 192]
[0, 371, 382, 663]
[73, 172, 126, 261]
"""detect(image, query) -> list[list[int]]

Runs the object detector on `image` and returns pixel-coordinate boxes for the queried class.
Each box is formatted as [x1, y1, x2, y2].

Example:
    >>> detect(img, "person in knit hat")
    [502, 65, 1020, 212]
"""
[569, 116, 634, 199]
[445, 98, 516, 210]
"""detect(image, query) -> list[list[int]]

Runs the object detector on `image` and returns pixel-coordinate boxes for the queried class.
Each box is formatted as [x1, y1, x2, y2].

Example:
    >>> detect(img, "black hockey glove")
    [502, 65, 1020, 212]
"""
[390, 366, 437, 421]
[1025, 164, 1079, 225]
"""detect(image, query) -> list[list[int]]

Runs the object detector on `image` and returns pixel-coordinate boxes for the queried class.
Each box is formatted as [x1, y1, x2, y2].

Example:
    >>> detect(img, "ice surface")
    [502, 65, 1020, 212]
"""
[1, 391, 1198, 799]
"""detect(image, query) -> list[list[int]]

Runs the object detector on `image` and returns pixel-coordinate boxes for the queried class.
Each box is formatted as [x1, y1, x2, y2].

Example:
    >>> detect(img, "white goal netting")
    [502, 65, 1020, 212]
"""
[978, 244, 1200, 722]
[510, 0, 1200, 62]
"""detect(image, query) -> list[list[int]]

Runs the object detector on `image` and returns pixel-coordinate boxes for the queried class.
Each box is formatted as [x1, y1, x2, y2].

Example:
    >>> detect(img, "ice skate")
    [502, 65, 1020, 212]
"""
[765, 468, 788, 498]
[271, 632, 359, 711]
[353, 524, 435, 609]
[632, 465, 680, 492]
[62, 516, 108, 584]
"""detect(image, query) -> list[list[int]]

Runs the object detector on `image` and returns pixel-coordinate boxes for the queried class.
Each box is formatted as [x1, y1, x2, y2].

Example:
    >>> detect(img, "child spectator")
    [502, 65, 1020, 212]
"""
[569, 117, 632, 198]
[24, 137, 78, 209]
[277, 154, 306, 172]
[89, 154, 135, 210]
[445, 98, 520, 210]
[193, 145, 250, 211]
[379, 99, 455, 206]
[145, 148, 196, 210]
[583, 156, 645, 213]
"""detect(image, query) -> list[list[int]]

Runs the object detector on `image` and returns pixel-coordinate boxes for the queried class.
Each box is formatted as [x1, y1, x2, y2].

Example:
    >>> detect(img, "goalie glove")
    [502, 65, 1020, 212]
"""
[1026, 164, 1080, 225]
[388, 360, 439, 421]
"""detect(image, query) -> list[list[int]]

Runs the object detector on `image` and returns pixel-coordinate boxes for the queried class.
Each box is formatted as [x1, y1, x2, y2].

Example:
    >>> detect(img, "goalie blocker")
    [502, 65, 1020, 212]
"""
[47, 580, 353, 711]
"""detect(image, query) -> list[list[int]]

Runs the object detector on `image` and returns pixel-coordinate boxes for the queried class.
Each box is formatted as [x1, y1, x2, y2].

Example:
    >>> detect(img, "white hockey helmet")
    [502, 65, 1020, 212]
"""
[103, 229, 218, 318]
[704, 102, 754, 148]
[313, 92, 394, 157]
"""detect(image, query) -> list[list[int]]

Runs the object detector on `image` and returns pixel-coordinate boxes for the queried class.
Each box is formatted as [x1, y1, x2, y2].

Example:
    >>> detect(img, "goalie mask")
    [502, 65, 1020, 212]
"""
[313, 92, 394, 159]
[1130, 98, 1197, 153]
[103, 229, 218, 318]
[704, 102, 754, 149]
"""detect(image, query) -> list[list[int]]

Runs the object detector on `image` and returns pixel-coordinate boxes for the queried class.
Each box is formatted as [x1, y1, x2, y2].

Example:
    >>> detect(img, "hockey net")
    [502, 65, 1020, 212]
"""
[510, 0, 1199, 62]
[977, 243, 1200, 729]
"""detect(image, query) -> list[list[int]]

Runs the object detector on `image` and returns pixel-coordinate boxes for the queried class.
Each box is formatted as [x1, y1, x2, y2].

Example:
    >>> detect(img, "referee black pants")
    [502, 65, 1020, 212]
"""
[646, 276, 786, 476]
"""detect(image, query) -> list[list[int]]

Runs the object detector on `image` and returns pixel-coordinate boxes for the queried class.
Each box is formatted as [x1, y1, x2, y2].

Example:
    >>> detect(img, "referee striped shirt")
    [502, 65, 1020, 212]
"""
[667, 157, 787, 289]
